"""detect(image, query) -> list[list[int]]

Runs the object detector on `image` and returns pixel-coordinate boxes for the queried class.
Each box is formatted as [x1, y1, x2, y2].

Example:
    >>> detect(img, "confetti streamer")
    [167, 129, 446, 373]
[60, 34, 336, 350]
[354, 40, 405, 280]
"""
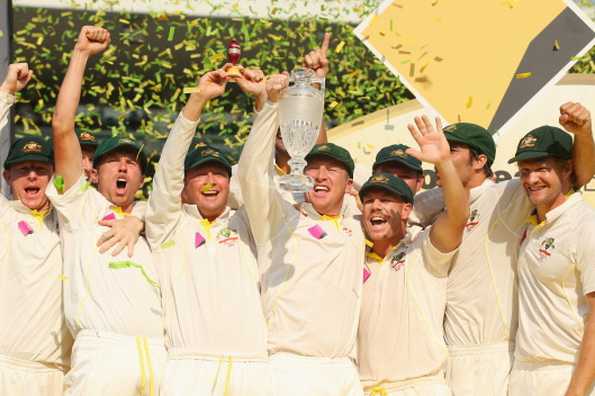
[515, 72, 533, 79]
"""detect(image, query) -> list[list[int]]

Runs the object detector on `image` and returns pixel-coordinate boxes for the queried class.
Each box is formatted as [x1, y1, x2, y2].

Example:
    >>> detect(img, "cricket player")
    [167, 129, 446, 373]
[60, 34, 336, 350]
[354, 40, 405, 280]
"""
[358, 115, 469, 396]
[0, 62, 72, 396]
[372, 144, 424, 194]
[144, 67, 270, 395]
[228, 34, 331, 208]
[77, 129, 99, 184]
[47, 26, 165, 395]
[238, 73, 365, 395]
[508, 111, 595, 395]
[411, 103, 594, 396]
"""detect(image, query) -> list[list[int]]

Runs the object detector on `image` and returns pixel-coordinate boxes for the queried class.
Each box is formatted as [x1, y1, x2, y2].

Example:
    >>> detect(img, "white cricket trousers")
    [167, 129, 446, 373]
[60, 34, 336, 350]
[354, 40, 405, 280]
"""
[446, 342, 512, 396]
[64, 329, 166, 396]
[270, 352, 363, 396]
[0, 353, 64, 396]
[160, 349, 271, 396]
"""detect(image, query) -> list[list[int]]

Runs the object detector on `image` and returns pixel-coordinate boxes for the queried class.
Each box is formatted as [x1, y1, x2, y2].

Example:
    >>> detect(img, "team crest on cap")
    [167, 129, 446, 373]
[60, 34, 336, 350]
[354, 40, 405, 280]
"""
[22, 142, 43, 153]
[444, 124, 457, 133]
[318, 144, 330, 151]
[80, 132, 96, 142]
[201, 148, 219, 157]
[194, 142, 207, 149]
[539, 237, 555, 257]
[391, 148, 407, 158]
[519, 135, 537, 149]
[371, 174, 389, 183]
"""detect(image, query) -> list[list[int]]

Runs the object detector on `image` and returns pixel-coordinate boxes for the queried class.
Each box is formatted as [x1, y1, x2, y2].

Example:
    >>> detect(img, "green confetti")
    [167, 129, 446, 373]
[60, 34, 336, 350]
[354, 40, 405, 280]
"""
[167, 26, 175, 41]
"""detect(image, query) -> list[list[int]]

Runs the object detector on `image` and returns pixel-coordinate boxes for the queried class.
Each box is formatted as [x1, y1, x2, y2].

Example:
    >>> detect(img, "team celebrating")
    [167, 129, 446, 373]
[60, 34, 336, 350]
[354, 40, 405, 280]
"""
[0, 25, 593, 396]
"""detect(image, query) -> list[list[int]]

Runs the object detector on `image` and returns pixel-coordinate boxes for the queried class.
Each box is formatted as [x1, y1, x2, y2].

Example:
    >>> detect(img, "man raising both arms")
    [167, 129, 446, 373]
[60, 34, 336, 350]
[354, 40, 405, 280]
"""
[145, 65, 271, 395]
[48, 26, 165, 395]
[0, 63, 72, 396]
[239, 73, 365, 395]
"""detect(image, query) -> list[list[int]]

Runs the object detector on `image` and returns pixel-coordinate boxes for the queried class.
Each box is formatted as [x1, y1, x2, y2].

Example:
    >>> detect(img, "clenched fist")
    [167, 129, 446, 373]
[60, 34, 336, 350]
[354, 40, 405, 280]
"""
[0, 63, 33, 94]
[559, 102, 592, 137]
[75, 26, 111, 56]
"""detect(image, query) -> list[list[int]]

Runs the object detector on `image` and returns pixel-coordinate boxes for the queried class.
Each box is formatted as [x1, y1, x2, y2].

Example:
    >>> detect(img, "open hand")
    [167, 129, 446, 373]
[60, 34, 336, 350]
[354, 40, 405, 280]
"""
[406, 116, 451, 164]
[97, 216, 144, 257]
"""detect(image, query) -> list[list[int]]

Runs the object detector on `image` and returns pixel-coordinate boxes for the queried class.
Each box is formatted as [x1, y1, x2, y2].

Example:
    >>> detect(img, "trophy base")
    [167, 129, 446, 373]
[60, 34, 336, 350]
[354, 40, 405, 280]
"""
[227, 66, 242, 79]
[279, 174, 314, 193]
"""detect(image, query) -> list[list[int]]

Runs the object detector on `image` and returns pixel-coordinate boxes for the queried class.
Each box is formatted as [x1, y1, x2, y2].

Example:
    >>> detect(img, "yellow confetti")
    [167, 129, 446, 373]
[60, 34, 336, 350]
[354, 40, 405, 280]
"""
[553, 40, 560, 51]
[183, 87, 201, 94]
[466, 96, 473, 109]
[409, 63, 415, 77]
[329, 101, 338, 109]
[335, 41, 345, 53]
[515, 72, 532, 79]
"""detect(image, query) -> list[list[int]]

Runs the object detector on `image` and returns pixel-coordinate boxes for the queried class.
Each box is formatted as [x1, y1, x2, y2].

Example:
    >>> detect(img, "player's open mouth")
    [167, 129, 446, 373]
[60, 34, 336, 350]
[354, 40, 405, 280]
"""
[24, 186, 40, 198]
[116, 178, 127, 194]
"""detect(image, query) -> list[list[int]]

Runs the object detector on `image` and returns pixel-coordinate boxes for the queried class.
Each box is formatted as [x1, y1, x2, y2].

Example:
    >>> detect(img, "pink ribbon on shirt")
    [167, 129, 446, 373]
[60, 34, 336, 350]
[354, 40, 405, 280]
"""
[195, 232, 206, 248]
[18, 220, 33, 236]
[102, 212, 116, 221]
[308, 224, 327, 240]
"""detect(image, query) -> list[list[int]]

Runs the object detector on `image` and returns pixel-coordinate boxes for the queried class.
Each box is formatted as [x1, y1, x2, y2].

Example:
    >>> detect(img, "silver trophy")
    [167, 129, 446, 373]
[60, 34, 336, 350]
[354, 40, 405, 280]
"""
[278, 68, 325, 192]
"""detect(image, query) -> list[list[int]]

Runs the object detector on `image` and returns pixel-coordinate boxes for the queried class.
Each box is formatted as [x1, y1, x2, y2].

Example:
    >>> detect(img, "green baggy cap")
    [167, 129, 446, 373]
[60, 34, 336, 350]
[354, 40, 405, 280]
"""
[185, 143, 233, 176]
[4, 135, 53, 168]
[93, 136, 149, 174]
[508, 125, 572, 164]
[443, 122, 496, 166]
[359, 172, 414, 204]
[306, 143, 355, 178]
[373, 144, 422, 173]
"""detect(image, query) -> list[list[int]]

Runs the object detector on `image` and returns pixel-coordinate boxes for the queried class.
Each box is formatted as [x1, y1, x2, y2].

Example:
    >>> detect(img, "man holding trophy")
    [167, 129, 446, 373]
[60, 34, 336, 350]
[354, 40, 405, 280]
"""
[238, 66, 366, 394]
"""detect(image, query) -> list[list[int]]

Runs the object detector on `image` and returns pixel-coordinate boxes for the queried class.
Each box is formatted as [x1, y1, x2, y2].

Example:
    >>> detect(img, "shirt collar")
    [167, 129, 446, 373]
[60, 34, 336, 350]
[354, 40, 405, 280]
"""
[470, 179, 495, 204]
[526, 191, 582, 227]
[9, 199, 53, 220]
[183, 203, 232, 223]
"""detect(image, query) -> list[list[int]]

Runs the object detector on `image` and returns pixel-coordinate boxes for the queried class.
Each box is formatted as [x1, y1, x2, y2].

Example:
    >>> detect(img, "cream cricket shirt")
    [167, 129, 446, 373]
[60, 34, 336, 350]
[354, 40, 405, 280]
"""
[0, 196, 72, 368]
[515, 192, 595, 364]
[145, 114, 267, 358]
[413, 178, 532, 346]
[238, 102, 366, 359]
[358, 226, 455, 388]
[0, 91, 14, 131]
[46, 177, 163, 338]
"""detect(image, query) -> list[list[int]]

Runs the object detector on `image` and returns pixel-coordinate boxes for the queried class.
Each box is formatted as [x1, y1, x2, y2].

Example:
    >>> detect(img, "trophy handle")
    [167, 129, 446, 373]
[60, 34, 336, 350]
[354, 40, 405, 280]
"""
[310, 76, 326, 93]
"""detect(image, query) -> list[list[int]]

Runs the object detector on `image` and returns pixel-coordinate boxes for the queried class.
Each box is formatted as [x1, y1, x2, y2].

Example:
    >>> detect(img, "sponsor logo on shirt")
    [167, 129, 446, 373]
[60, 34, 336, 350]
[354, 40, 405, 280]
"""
[539, 237, 555, 257]
[217, 227, 239, 246]
[465, 209, 480, 231]
[390, 248, 408, 272]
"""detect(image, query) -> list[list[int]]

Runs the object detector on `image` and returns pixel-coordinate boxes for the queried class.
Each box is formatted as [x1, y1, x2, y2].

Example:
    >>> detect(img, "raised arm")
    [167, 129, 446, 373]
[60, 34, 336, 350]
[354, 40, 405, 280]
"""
[559, 102, 594, 188]
[52, 26, 110, 192]
[0, 63, 32, 131]
[145, 69, 228, 248]
[237, 73, 288, 245]
[407, 116, 468, 253]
